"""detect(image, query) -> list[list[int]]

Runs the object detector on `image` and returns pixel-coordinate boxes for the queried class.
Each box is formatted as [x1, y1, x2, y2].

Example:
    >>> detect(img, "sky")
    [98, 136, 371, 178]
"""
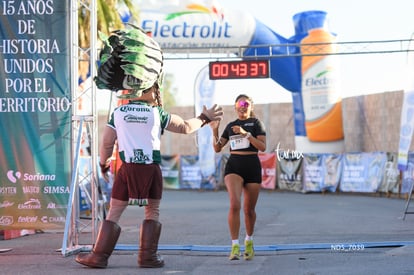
[160, 0, 414, 106]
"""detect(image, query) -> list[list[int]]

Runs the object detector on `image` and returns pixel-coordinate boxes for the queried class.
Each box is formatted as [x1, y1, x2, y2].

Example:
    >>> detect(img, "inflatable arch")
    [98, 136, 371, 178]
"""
[121, 1, 344, 153]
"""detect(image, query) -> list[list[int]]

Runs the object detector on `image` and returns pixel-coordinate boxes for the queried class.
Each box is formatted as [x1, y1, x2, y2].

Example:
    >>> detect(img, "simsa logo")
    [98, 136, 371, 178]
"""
[43, 186, 70, 194]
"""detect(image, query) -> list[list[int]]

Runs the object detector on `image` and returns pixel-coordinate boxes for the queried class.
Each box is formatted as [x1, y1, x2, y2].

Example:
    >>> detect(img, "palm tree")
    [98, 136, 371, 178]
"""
[78, 0, 177, 108]
[78, 0, 139, 81]
[79, 0, 139, 48]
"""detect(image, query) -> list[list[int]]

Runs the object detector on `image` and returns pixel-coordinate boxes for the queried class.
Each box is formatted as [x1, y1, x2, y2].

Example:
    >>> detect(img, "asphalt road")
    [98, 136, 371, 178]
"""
[1, 190, 414, 275]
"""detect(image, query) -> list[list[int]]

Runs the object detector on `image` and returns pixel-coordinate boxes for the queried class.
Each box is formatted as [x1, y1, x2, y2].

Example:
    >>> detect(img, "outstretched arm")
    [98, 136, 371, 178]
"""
[210, 120, 227, 153]
[166, 104, 223, 134]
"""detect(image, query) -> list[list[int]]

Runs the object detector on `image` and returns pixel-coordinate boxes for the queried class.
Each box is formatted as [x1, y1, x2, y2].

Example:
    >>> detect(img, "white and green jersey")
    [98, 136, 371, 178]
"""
[108, 101, 170, 164]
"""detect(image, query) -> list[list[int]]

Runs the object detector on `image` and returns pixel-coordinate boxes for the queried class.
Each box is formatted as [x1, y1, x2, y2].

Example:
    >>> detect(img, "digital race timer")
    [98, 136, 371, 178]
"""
[209, 60, 270, 80]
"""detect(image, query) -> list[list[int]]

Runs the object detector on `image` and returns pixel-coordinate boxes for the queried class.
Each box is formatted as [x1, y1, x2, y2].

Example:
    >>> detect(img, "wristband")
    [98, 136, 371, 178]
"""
[100, 163, 110, 173]
[197, 113, 211, 127]
[245, 132, 252, 139]
[214, 136, 222, 145]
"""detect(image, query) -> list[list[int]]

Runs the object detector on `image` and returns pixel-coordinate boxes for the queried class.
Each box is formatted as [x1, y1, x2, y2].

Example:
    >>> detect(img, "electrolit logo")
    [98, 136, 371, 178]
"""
[302, 60, 341, 122]
[165, 4, 224, 20]
[141, 19, 231, 40]
[143, 3, 228, 39]
[140, 4, 255, 49]
[304, 68, 336, 88]
[18, 198, 41, 210]
[7, 170, 21, 183]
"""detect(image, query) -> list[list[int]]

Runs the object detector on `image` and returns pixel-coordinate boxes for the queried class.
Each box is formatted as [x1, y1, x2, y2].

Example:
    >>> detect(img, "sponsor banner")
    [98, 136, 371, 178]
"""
[194, 65, 217, 189]
[259, 153, 276, 190]
[401, 152, 414, 194]
[378, 152, 400, 193]
[322, 154, 342, 192]
[215, 154, 229, 190]
[302, 153, 343, 193]
[202, 154, 223, 190]
[180, 155, 202, 189]
[140, 3, 255, 50]
[129, 4, 349, 153]
[128, 1, 301, 92]
[0, 1, 71, 229]
[302, 154, 324, 192]
[78, 157, 93, 212]
[361, 152, 387, 192]
[277, 151, 303, 192]
[398, 35, 414, 171]
[77, 157, 112, 214]
[161, 155, 180, 190]
[397, 90, 414, 170]
[293, 10, 344, 153]
[340, 152, 387, 193]
[153, 152, 402, 193]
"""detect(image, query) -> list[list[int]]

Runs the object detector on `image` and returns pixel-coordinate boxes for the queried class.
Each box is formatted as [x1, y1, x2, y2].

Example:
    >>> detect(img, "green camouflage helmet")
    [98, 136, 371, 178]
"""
[94, 24, 164, 98]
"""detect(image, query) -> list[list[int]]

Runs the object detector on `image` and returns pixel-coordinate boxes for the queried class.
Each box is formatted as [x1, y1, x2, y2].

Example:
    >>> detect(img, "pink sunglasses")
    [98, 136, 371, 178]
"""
[236, 100, 250, 108]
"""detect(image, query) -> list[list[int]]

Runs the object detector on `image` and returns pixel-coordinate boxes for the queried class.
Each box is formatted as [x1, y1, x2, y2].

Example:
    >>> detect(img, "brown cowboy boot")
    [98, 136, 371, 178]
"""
[75, 220, 121, 268]
[138, 219, 164, 268]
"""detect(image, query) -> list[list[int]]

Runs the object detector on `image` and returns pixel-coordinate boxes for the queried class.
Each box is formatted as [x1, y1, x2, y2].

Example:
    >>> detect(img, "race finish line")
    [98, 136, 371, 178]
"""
[113, 241, 414, 252]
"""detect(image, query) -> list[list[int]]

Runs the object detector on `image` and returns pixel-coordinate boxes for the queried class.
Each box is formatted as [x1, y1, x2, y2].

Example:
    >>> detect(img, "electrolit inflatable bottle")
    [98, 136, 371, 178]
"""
[297, 11, 344, 143]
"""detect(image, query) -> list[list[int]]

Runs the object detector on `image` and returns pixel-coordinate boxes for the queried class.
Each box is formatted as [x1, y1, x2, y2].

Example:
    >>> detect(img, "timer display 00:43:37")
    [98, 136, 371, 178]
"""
[209, 60, 270, 80]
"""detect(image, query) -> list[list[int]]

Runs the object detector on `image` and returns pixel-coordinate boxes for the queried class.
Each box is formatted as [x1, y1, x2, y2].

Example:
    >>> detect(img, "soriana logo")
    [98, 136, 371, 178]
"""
[6, 170, 55, 183]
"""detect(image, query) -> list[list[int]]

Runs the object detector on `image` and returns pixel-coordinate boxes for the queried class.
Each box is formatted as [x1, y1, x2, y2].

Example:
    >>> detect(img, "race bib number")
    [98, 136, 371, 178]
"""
[229, 134, 250, 150]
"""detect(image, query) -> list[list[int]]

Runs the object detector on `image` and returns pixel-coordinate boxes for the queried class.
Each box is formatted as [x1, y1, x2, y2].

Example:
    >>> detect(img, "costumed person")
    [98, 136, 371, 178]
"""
[210, 94, 266, 260]
[75, 24, 223, 269]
